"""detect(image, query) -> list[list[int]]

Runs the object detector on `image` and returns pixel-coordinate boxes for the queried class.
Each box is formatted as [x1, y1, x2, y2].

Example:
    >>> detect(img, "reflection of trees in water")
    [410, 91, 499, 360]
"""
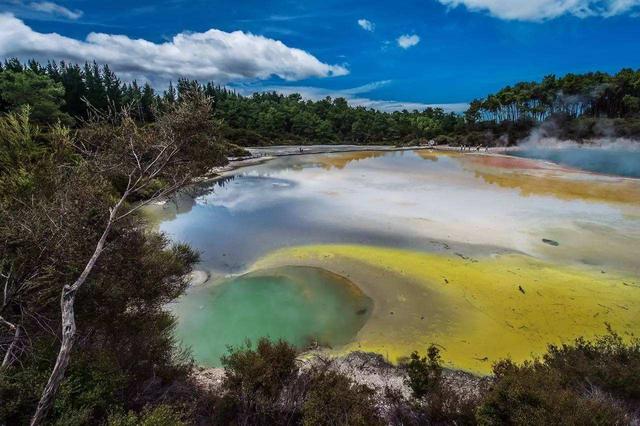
[214, 175, 236, 190]
[314, 151, 387, 170]
[157, 177, 236, 219]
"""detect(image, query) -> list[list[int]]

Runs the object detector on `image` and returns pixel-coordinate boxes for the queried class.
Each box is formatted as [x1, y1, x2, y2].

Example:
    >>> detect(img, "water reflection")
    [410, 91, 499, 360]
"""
[153, 150, 640, 276]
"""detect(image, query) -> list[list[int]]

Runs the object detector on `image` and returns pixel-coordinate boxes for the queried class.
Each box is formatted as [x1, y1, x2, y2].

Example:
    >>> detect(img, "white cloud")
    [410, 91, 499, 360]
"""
[29, 1, 82, 20]
[397, 34, 420, 49]
[0, 13, 348, 84]
[357, 18, 375, 31]
[437, 0, 640, 21]
[234, 81, 469, 113]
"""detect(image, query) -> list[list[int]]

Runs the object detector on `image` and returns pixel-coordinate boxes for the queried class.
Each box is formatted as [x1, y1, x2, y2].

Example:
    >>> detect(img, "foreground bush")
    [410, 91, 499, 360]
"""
[108, 405, 185, 426]
[212, 339, 382, 425]
[214, 338, 298, 425]
[477, 330, 640, 425]
[402, 345, 479, 425]
[206, 332, 639, 425]
[302, 369, 381, 426]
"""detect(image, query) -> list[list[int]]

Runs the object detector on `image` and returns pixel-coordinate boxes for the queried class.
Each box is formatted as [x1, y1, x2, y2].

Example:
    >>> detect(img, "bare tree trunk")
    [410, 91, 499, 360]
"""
[2, 323, 21, 368]
[30, 196, 124, 426]
[29, 286, 76, 426]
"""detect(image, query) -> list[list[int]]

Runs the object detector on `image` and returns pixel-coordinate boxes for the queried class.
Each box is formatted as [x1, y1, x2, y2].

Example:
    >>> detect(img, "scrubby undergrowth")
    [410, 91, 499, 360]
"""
[181, 330, 640, 426]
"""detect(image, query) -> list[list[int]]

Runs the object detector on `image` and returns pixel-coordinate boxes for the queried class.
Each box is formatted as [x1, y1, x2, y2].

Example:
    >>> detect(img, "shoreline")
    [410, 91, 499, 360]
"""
[206, 144, 640, 183]
[205, 144, 511, 180]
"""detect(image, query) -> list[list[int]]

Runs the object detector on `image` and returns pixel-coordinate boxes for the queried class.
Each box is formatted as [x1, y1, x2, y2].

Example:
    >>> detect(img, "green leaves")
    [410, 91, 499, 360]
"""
[0, 70, 71, 125]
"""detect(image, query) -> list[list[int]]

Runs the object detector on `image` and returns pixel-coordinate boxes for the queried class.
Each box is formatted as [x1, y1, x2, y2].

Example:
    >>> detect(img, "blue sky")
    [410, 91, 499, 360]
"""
[1, 0, 639, 111]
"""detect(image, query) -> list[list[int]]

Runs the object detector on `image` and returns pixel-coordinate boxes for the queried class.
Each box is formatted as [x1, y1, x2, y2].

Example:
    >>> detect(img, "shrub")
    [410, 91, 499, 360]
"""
[302, 369, 381, 426]
[403, 346, 478, 425]
[542, 329, 640, 403]
[477, 330, 639, 425]
[404, 345, 443, 399]
[476, 359, 629, 426]
[434, 134, 455, 145]
[215, 338, 298, 424]
[107, 405, 185, 426]
[224, 143, 251, 158]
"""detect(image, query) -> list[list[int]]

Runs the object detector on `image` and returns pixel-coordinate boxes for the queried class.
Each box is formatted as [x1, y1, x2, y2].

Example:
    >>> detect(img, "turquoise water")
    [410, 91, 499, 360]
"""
[171, 266, 372, 366]
[509, 147, 640, 178]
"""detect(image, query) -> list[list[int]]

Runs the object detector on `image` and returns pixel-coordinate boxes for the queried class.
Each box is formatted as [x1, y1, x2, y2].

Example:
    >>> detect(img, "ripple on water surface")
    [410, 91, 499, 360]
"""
[171, 266, 372, 367]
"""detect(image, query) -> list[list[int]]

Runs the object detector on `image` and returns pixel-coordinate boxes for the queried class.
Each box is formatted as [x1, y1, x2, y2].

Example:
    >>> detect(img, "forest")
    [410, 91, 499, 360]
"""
[2, 59, 640, 148]
[466, 70, 640, 123]
[463, 69, 640, 145]
[0, 59, 464, 146]
[1, 58, 640, 425]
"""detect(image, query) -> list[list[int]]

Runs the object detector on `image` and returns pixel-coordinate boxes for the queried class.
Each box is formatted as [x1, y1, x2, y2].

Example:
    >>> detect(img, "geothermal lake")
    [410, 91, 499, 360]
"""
[149, 148, 640, 373]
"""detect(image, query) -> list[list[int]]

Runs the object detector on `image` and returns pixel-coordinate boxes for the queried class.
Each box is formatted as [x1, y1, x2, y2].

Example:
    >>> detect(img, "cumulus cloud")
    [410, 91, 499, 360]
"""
[397, 34, 420, 49]
[29, 1, 82, 20]
[0, 13, 348, 84]
[357, 18, 375, 31]
[234, 80, 469, 113]
[437, 0, 640, 21]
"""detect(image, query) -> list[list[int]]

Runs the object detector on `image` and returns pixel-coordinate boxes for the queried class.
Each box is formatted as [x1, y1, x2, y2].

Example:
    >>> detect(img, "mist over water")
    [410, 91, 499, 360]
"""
[511, 137, 640, 178]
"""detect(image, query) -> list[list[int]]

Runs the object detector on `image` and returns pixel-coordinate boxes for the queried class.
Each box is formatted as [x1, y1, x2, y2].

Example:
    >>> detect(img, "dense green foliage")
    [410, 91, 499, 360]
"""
[2, 59, 640, 148]
[477, 330, 640, 425]
[0, 59, 465, 145]
[107, 405, 186, 426]
[215, 338, 299, 424]
[207, 334, 639, 425]
[210, 338, 382, 426]
[467, 69, 640, 124]
[399, 346, 478, 425]
[210, 90, 463, 145]
[0, 93, 228, 424]
[404, 345, 444, 399]
[302, 369, 381, 426]
[464, 69, 640, 144]
[0, 69, 71, 125]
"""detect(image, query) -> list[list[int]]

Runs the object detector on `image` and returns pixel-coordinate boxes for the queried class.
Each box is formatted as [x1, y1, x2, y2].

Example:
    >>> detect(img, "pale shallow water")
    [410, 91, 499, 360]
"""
[151, 149, 640, 368]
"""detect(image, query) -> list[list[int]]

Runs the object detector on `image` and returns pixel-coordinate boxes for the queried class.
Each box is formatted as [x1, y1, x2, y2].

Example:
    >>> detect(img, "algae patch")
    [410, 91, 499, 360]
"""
[253, 245, 640, 374]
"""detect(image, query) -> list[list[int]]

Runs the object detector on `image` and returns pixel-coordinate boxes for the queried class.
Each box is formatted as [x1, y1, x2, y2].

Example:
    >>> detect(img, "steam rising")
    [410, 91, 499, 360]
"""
[514, 129, 640, 178]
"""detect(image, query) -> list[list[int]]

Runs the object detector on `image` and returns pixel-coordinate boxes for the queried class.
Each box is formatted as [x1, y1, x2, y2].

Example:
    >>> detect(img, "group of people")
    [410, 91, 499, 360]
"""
[459, 144, 489, 152]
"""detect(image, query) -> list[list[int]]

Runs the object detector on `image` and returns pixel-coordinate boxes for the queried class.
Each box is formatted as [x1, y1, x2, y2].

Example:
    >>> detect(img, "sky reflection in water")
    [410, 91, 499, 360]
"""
[157, 150, 640, 277]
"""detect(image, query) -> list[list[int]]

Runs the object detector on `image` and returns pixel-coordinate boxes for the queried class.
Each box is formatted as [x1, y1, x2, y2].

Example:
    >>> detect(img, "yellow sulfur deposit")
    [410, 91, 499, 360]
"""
[254, 244, 640, 374]
[476, 170, 640, 205]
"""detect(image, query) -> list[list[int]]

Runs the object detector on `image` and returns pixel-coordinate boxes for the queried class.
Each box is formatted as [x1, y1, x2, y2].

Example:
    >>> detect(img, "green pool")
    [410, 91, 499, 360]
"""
[171, 266, 373, 366]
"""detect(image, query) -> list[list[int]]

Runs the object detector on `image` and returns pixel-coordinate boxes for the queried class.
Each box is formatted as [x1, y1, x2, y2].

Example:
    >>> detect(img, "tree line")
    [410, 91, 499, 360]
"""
[2, 58, 640, 148]
[466, 69, 640, 124]
[0, 58, 465, 145]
